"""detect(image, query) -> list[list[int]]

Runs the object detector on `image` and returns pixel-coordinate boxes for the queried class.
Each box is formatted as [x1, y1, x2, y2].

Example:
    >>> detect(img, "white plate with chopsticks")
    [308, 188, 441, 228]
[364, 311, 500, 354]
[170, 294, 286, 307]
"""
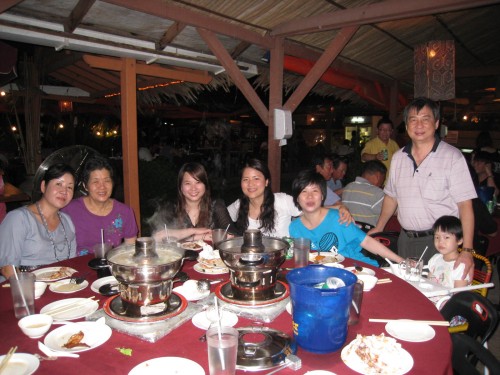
[0, 353, 39, 375]
[40, 297, 99, 320]
[44, 321, 112, 353]
[385, 319, 436, 342]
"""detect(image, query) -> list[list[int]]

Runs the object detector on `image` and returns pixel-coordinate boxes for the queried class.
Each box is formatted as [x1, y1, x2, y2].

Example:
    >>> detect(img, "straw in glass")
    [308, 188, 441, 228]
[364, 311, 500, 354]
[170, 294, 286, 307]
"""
[12, 267, 30, 316]
[164, 224, 170, 242]
[214, 296, 225, 371]
[101, 228, 104, 246]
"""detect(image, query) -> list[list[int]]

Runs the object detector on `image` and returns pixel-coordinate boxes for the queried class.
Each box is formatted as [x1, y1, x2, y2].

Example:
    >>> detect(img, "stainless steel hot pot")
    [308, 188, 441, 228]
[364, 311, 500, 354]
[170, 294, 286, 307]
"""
[217, 230, 289, 300]
[106, 237, 186, 306]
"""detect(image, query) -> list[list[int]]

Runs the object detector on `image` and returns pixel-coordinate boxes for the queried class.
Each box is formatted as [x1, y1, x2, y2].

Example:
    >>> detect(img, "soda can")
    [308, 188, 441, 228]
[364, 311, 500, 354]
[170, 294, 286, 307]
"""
[382, 149, 388, 161]
[487, 200, 494, 214]
[283, 237, 294, 259]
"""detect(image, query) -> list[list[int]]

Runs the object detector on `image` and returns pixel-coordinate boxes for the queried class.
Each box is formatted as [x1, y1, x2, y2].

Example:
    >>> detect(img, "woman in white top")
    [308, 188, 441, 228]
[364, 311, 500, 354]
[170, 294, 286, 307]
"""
[227, 159, 351, 237]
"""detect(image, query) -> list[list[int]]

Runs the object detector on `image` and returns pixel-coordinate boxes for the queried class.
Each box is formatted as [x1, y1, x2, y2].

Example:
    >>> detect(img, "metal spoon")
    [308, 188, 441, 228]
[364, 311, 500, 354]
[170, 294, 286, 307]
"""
[196, 278, 224, 293]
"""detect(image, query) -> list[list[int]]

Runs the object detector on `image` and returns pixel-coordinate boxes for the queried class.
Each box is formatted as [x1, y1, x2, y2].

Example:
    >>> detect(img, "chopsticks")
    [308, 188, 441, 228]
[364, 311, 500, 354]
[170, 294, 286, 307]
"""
[376, 278, 392, 284]
[0, 346, 18, 373]
[44, 296, 97, 317]
[369, 318, 450, 326]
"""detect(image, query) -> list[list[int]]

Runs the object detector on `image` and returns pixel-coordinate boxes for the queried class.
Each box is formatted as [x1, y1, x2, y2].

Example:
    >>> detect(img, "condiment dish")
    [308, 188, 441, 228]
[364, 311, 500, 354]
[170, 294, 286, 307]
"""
[34, 281, 47, 299]
[357, 274, 378, 291]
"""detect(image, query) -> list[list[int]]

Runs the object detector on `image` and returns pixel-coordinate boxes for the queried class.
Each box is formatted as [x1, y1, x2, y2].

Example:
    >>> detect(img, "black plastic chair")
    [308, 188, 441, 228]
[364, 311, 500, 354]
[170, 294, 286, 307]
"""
[451, 334, 500, 375]
[360, 228, 400, 267]
[440, 291, 499, 346]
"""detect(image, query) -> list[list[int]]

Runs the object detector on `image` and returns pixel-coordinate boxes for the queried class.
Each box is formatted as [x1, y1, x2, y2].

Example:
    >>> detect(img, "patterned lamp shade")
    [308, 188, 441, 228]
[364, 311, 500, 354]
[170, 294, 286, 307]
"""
[414, 40, 455, 100]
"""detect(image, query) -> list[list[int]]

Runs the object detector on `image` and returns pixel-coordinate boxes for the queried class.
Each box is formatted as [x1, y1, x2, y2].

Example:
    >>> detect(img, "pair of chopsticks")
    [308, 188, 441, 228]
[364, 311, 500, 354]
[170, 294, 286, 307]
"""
[369, 318, 450, 326]
[0, 346, 18, 373]
[377, 278, 392, 284]
[44, 296, 98, 317]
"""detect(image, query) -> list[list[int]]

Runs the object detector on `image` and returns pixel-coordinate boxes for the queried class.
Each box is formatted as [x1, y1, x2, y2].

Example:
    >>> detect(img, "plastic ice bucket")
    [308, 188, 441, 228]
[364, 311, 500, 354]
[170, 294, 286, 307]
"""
[286, 265, 357, 353]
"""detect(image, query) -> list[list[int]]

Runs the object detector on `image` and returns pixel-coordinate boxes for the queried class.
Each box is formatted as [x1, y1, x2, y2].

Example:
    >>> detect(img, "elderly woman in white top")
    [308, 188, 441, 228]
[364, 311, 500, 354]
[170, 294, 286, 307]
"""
[0, 163, 77, 281]
[227, 159, 352, 238]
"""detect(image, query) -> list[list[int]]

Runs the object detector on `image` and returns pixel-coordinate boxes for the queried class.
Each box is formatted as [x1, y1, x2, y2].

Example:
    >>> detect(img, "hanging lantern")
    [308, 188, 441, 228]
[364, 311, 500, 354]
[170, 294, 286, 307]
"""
[414, 40, 455, 100]
[59, 100, 73, 112]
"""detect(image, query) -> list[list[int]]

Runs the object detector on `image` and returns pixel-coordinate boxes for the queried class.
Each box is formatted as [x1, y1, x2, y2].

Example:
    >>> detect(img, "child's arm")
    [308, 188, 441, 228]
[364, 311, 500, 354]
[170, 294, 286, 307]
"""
[453, 279, 468, 288]
[360, 235, 404, 264]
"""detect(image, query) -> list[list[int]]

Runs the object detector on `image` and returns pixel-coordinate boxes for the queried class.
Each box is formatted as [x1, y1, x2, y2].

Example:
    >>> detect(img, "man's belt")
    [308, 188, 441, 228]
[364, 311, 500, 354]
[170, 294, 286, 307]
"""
[403, 228, 434, 238]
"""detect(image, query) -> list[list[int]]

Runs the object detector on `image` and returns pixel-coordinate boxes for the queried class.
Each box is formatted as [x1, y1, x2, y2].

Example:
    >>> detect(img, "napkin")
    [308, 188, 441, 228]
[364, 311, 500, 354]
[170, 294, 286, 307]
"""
[199, 244, 219, 260]
[38, 341, 80, 358]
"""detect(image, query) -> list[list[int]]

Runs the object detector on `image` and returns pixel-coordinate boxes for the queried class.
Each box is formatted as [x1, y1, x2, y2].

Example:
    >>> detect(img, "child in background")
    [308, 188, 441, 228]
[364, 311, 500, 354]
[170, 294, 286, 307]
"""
[428, 216, 471, 289]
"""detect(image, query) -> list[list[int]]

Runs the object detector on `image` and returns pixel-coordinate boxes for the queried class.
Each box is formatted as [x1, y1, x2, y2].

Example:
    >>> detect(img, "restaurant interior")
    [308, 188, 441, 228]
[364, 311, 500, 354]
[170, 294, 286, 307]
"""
[0, 1, 499, 374]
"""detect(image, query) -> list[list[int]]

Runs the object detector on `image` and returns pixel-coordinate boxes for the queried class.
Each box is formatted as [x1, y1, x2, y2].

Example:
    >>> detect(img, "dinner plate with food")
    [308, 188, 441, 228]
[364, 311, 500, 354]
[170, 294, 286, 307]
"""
[180, 240, 205, 251]
[193, 263, 229, 275]
[44, 321, 112, 353]
[32, 267, 77, 282]
[309, 252, 345, 264]
[49, 279, 89, 294]
[341, 333, 413, 374]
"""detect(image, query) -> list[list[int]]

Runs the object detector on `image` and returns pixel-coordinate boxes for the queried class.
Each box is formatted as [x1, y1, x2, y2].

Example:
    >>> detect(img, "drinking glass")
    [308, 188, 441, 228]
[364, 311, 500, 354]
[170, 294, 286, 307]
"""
[9, 272, 35, 319]
[207, 326, 239, 375]
[404, 257, 423, 282]
[293, 238, 310, 268]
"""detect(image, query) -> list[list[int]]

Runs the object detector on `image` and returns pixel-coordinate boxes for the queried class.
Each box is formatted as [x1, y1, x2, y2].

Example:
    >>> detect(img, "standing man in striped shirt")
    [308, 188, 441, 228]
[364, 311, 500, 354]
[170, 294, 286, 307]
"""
[368, 97, 475, 276]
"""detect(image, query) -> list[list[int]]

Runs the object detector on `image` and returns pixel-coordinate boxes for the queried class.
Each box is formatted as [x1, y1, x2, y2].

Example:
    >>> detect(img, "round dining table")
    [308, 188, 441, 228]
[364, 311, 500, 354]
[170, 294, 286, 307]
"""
[0, 254, 452, 374]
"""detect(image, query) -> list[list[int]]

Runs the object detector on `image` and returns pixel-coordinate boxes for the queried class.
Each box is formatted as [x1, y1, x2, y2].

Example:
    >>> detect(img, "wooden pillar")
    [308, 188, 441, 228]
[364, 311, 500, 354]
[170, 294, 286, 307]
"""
[120, 58, 141, 232]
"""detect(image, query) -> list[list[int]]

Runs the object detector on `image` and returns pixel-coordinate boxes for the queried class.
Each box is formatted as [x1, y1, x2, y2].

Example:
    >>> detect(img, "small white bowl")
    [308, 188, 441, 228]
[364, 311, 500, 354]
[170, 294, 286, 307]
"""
[34, 281, 47, 299]
[18, 313, 53, 338]
[357, 274, 378, 291]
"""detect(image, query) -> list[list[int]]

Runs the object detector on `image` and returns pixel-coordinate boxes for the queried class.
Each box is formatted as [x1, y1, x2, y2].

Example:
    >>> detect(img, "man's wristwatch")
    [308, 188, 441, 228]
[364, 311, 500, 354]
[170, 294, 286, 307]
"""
[460, 247, 476, 255]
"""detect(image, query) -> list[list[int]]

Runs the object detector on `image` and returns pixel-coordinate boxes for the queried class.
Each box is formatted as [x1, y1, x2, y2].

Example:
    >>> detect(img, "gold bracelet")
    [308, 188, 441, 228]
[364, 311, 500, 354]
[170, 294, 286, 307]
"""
[460, 247, 476, 255]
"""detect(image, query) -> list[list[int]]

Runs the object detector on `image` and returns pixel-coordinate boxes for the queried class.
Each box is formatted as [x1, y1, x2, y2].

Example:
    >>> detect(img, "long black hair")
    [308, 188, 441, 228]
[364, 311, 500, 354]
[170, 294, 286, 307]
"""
[236, 158, 275, 234]
[176, 162, 211, 228]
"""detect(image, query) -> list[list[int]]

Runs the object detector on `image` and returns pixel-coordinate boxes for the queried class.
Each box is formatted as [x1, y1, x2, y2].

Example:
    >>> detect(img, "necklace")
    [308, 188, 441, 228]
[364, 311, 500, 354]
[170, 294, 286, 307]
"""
[35, 202, 70, 261]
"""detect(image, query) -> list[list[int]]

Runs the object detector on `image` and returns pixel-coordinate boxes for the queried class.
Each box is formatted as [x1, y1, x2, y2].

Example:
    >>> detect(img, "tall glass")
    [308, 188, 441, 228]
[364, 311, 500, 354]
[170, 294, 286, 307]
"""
[207, 326, 239, 375]
[9, 272, 35, 319]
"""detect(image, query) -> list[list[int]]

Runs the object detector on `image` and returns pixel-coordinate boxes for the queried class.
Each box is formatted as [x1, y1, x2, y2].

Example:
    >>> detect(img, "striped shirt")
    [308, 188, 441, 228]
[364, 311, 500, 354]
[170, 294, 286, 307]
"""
[342, 177, 384, 227]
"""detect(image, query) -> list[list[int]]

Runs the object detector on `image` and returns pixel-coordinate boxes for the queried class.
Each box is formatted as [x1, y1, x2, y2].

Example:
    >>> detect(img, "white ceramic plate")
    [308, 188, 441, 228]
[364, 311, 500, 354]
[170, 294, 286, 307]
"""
[44, 321, 112, 353]
[49, 279, 89, 294]
[323, 262, 344, 268]
[285, 301, 292, 315]
[304, 371, 338, 375]
[309, 252, 345, 264]
[341, 338, 413, 375]
[345, 266, 376, 276]
[191, 310, 238, 330]
[90, 276, 118, 293]
[385, 319, 436, 342]
[128, 357, 205, 375]
[32, 267, 77, 282]
[194, 263, 229, 275]
[173, 284, 210, 301]
[40, 297, 99, 320]
[0, 353, 40, 375]
[180, 241, 204, 251]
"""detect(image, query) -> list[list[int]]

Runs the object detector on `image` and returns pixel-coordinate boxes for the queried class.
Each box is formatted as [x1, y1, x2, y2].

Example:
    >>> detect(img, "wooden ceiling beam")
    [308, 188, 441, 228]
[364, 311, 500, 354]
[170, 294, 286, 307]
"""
[284, 26, 359, 112]
[157, 22, 186, 51]
[197, 27, 269, 126]
[64, 0, 96, 33]
[272, 0, 499, 36]
[230, 41, 252, 59]
[82, 54, 212, 84]
[101, 0, 273, 49]
[0, 0, 23, 13]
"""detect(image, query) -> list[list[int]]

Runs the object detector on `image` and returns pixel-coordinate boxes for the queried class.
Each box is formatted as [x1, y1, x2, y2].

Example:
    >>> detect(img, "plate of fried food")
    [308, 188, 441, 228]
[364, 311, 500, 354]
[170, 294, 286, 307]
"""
[309, 252, 345, 264]
[341, 333, 413, 374]
[44, 321, 112, 353]
[180, 240, 205, 251]
[32, 267, 77, 282]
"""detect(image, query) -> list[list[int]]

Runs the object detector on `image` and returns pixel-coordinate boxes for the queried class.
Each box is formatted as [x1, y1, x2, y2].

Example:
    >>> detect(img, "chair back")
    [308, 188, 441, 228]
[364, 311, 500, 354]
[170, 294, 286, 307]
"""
[451, 334, 500, 375]
[472, 252, 492, 297]
[355, 221, 375, 233]
[440, 291, 498, 345]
